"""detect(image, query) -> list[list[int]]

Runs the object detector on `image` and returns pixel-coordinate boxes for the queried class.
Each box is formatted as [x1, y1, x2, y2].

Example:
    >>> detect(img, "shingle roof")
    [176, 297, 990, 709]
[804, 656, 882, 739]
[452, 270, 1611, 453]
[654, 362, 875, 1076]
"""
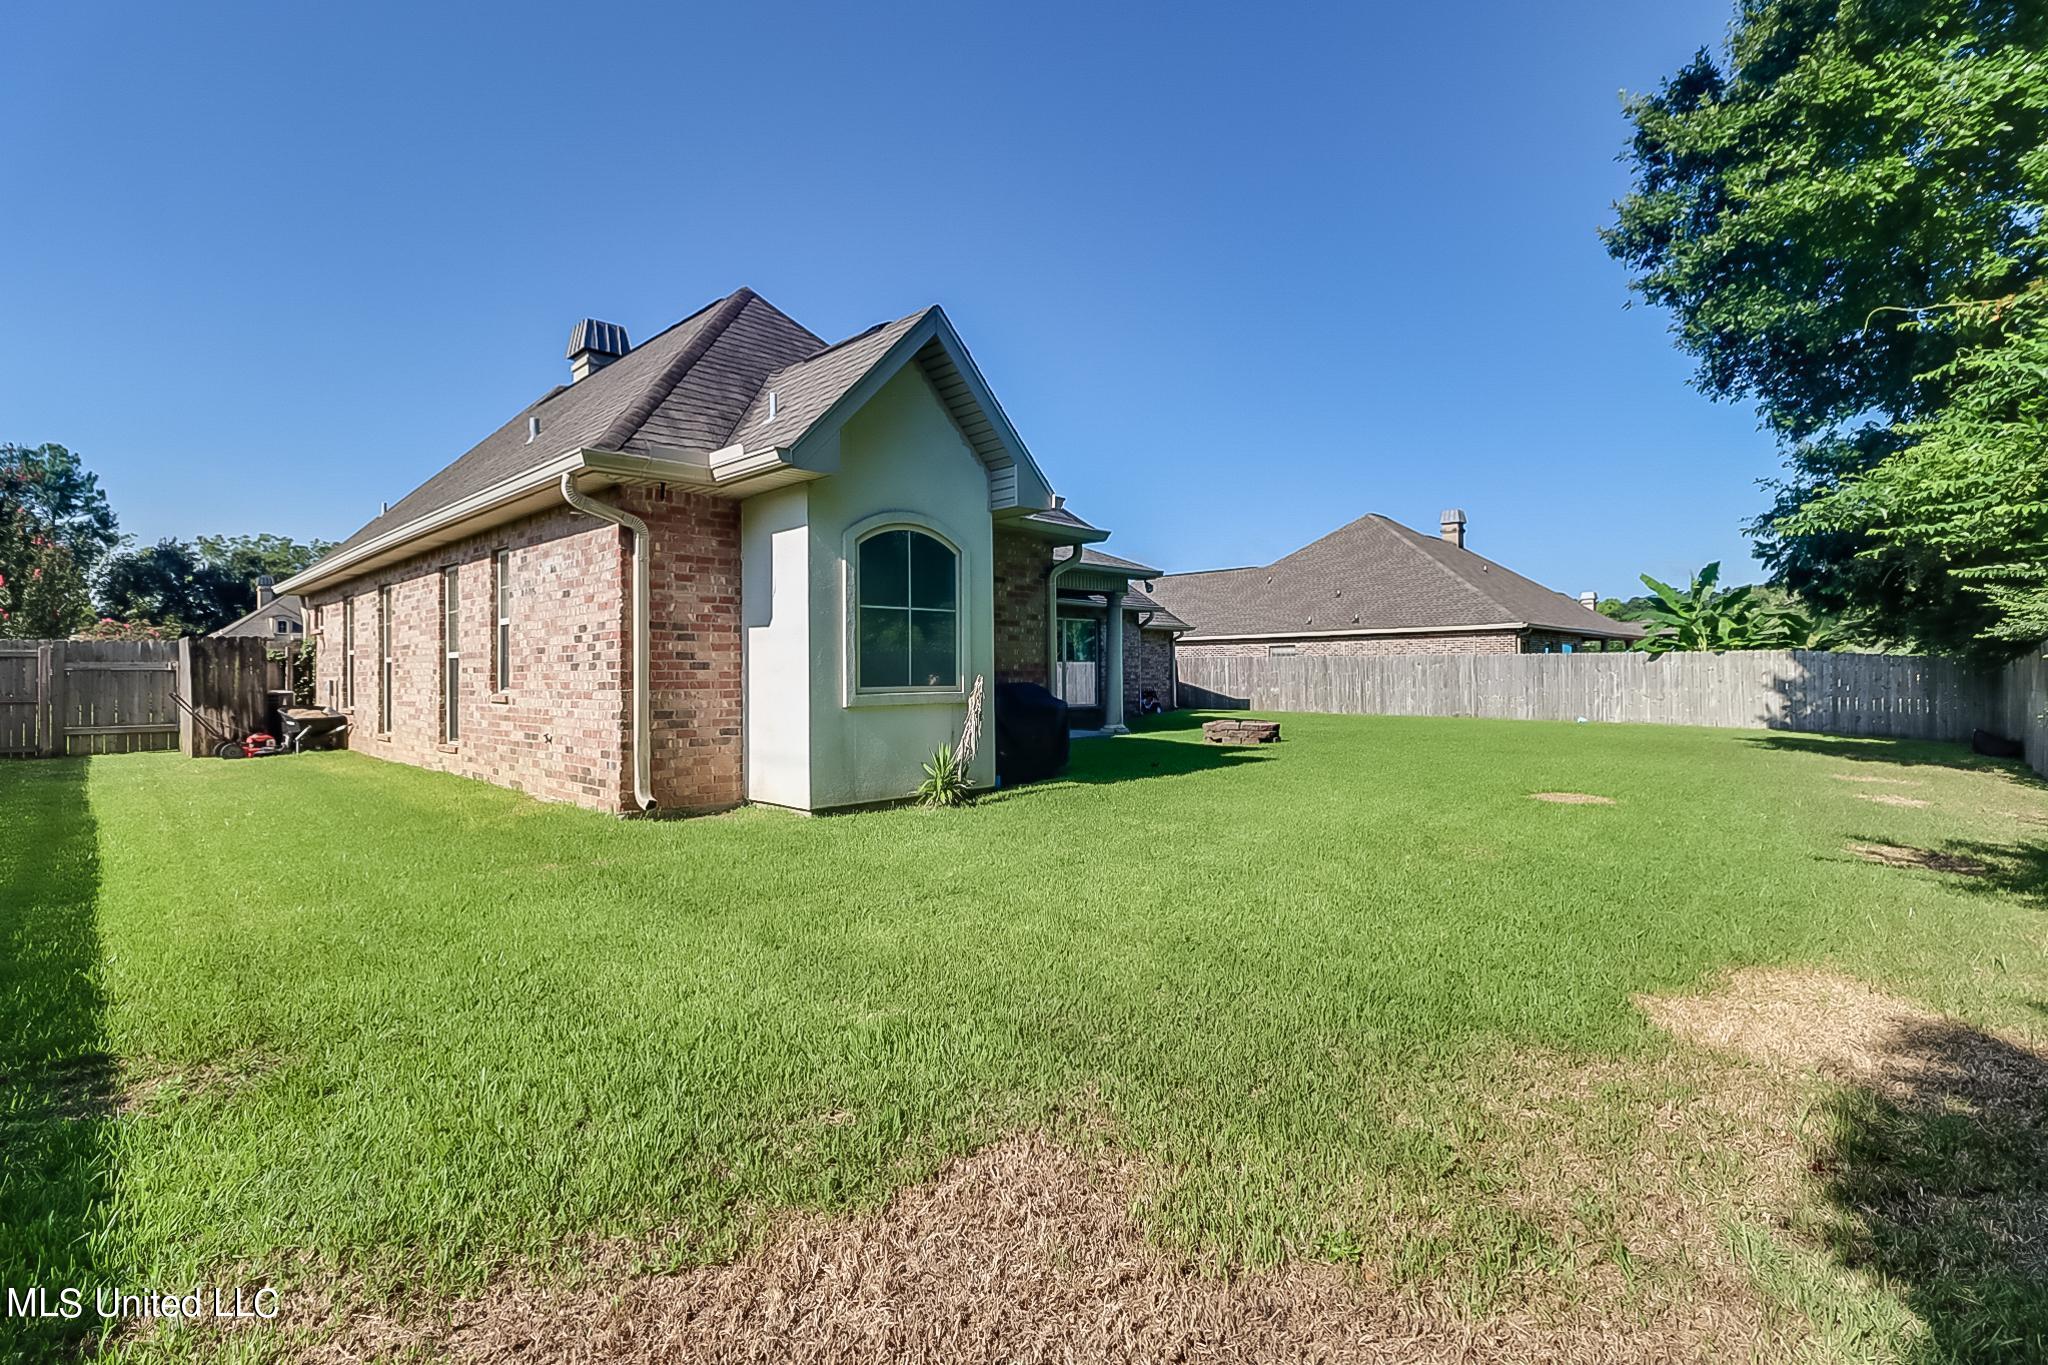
[1124, 583, 1190, 632]
[1147, 514, 1643, 641]
[321, 288, 943, 562]
[1079, 546, 1161, 577]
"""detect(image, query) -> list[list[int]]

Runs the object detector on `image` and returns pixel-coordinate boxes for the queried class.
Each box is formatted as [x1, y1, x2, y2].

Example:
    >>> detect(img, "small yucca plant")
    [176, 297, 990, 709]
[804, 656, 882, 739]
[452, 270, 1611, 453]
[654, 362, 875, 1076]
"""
[916, 743, 969, 807]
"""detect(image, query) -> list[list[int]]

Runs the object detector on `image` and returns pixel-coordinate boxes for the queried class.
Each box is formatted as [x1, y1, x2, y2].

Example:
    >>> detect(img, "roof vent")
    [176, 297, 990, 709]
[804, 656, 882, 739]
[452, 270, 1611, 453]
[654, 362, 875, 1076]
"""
[527, 414, 542, 443]
[1579, 591, 1599, 611]
[1439, 508, 1467, 549]
[567, 319, 630, 383]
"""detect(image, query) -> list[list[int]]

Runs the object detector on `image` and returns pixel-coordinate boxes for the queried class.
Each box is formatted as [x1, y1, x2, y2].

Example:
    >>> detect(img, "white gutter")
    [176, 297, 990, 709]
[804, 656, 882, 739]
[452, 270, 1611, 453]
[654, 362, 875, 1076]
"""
[558, 473, 656, 814]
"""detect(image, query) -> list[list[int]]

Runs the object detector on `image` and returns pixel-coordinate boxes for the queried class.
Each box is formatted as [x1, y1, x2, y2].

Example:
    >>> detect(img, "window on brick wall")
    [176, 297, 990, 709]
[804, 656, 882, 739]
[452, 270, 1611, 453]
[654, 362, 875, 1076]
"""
[493, 549, 511, 692]
[854, 528, 958, 691]
[342, 599, 356, 708]
[377, 586, 393, 734]
[442, 567, 461, 742]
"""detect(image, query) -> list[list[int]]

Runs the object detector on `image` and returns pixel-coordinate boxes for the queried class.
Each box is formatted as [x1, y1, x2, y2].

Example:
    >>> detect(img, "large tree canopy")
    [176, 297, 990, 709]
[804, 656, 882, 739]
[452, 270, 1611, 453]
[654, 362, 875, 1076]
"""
[0, 443, 117, 637]
[97, 533, 334, 636]
[1606, 0, 2048, 656]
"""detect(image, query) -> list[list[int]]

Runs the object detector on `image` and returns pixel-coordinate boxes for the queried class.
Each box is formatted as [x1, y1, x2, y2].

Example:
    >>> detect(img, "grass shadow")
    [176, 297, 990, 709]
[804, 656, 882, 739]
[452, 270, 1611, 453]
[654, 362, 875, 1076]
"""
[1812, 1017, 2048, 1363]
[0, 759, 113, 1359]
[994, 731, 1275, 797]
[1835, 831, 2048, 910]
[1741, 732, 2047, 786]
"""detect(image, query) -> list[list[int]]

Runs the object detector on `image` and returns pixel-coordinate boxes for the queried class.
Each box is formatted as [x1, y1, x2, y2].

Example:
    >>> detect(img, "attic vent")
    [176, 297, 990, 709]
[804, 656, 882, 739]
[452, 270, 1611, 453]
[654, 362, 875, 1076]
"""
[766, 389, 778, 421]
[567, 318, 631, 383]
[527, 415, 542, 443]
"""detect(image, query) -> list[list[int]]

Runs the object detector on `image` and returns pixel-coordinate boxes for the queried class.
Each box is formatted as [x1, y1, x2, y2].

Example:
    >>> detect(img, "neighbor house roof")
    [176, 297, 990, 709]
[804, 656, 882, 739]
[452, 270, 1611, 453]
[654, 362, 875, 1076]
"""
[1147, 514, 1643, 642]
[210, 595, 305, 640]
[284, 289, 1059, 595]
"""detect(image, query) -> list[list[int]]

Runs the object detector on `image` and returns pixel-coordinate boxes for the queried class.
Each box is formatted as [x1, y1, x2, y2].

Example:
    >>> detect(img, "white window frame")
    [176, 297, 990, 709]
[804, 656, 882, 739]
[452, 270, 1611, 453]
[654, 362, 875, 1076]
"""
[841, 513, 970, 708]
[341, 599, 356, 708]
[493, 549, 512, 693]
[377, 585, 393, 734]
[442, 567, 461, 743]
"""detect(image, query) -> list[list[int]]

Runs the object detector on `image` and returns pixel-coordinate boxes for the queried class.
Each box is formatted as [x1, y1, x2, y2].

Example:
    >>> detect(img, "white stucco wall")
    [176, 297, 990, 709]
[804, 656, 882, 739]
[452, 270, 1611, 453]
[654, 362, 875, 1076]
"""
[741, 484, 813, 809]
[738, 363, 998, 811]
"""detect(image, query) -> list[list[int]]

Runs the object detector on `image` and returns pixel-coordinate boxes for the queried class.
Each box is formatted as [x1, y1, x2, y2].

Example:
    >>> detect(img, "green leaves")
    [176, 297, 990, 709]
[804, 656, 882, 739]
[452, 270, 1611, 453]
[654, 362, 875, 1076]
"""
[1610, 0, 2048, 656]
[1627, 561, 1849, 653]
[915, 743, 970, 808]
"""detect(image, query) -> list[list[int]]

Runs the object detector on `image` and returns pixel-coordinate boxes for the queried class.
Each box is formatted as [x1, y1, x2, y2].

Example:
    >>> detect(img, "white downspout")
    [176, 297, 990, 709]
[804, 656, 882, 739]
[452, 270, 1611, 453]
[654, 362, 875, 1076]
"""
[560, 473, 656, 813]
[1046, 543, 1084, 696]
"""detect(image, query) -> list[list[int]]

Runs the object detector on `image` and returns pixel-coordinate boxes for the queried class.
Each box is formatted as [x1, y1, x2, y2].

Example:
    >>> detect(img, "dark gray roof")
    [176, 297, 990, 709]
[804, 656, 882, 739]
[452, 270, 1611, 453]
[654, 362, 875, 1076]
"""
[328, 290, 821, 558]
[210, 595, 305, 639]
[1079, 546, 1161, 577]
[1018, 505, 1106, 540]
[1148, 514, 1643, 641]
[1124, 583, 1190, 632]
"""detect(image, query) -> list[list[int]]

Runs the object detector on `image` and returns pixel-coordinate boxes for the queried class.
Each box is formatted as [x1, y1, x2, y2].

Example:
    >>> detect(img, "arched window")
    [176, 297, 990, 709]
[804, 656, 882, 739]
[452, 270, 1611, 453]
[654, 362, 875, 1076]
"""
[856, 528, 958, 690]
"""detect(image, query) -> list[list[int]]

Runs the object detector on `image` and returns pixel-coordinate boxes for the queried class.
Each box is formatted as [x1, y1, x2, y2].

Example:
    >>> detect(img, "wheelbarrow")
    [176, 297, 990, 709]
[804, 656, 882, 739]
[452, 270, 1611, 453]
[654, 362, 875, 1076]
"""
[170, 690, 349, 758]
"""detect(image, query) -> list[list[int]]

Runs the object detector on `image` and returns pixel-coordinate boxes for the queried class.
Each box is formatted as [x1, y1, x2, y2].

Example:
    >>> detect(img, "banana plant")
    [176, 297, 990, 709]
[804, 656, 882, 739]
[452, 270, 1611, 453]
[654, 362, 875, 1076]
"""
[1631, 563, 1769, 653]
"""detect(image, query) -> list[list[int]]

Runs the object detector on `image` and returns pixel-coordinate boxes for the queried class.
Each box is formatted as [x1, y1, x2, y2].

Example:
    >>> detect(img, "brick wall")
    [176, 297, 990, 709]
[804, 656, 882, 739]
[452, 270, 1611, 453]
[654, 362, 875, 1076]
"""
[308, 488, 748, 816]
[309, 505, 633, 810]
[623, 485, 745, 813]
[1173, 630, 1524, 662]
[1124, 625, 1176, 721]
[992, 529, 1050, 686]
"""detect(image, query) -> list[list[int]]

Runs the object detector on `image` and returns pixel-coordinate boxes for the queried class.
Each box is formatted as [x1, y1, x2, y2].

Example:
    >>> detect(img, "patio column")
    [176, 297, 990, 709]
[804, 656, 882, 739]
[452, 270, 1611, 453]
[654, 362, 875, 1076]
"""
[1103, 589, 1127, 733]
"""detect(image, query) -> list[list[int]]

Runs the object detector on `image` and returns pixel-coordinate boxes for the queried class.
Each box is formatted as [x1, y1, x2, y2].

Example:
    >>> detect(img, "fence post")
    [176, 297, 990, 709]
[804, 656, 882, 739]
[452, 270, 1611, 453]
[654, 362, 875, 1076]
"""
[177, 636, 197, 756]
[37, 641, 67, 757]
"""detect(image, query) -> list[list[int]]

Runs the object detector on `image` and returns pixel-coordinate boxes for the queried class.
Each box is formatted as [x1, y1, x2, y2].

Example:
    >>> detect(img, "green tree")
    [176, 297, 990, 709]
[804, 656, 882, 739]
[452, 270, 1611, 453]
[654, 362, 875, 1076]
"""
[1785, 290, 2048, 645]
[0, 443, 116, 636]
[194, 532, 335, 591]
[96, 539, 246, 635]
[1605, 0, 2048, 655]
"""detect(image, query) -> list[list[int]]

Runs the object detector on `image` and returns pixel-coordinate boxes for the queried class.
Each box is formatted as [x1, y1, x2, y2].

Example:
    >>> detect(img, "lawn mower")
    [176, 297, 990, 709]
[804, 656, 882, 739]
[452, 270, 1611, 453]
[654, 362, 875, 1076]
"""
[171, 692, 349, 758]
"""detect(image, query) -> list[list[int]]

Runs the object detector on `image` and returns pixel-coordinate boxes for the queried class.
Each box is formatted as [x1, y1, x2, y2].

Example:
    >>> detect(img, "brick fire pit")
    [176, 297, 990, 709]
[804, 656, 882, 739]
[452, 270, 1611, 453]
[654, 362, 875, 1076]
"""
[1202, 718, 1282, 745]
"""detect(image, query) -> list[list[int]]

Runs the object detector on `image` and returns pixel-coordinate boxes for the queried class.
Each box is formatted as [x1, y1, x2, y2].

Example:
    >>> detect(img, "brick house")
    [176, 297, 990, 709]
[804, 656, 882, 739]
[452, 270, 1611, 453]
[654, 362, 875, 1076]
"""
[280, 289, 1161, 814]
[1147, 510, 1640, 671]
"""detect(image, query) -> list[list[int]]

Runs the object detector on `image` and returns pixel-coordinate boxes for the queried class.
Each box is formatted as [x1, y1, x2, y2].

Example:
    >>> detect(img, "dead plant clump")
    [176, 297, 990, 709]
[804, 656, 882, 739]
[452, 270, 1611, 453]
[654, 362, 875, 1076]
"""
[1844, 843, 1992, 877]
[1853, 793, 1931, 808]
[1529, 792, 1617, 806]
[247, 1122, 1807, 1365]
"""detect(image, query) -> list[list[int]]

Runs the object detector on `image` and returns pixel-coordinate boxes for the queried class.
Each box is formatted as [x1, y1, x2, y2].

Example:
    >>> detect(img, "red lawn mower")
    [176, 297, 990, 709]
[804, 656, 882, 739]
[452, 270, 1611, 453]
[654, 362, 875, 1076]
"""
[171, 691, 349, 758]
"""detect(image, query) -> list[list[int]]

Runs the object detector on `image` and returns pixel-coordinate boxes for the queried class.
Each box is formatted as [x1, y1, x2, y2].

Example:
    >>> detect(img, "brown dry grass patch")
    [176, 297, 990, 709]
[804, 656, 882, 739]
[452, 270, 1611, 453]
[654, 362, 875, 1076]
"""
[1529, 792, 1617, 806]
[244, 1119, 1815, 1365]
[1828, 774, 1921, 787]
[1853, 792, 1930, 809]
[1844, 842, 1991, 877]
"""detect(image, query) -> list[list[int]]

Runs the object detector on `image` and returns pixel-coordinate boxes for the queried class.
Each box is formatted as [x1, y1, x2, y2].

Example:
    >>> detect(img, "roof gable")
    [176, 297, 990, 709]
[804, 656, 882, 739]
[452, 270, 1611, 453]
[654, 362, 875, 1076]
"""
[307, 292, 1054, 582]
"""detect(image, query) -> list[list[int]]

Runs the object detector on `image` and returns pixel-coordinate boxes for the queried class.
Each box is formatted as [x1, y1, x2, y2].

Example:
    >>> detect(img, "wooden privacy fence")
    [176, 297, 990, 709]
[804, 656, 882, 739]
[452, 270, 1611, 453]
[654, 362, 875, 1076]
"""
[0, 637, 277, 758]
[1175, 649, 2006, 744]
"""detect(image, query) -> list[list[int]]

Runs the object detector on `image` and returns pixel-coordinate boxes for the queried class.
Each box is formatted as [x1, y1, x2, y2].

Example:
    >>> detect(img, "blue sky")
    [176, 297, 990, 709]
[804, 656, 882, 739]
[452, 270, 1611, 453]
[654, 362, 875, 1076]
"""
[2, 0, 1770, 597]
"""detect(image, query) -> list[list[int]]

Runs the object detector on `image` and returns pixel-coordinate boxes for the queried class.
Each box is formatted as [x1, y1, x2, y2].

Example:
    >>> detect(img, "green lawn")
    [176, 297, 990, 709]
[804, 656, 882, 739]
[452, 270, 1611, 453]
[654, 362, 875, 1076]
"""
[4, 713, 2045, 1361]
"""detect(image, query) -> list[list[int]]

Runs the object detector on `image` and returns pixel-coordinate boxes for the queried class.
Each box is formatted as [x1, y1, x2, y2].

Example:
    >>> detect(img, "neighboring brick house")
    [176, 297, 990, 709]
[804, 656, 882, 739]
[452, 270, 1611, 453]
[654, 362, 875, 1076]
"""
[1148, 510, 1640, 685]
[280, 289, 1148, 814]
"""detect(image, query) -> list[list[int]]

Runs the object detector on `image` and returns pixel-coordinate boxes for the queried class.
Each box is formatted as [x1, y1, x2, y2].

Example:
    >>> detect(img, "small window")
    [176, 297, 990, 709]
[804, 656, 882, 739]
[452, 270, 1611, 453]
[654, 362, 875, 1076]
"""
[342, 599, 356, 708]
[274, 618, 290, 635]
[493, 549, 512, 692]
[855, 529, 957, 690]
[377, 586, 393, 734]
[442, 567, 461, 742]
[1268, 643, 1298, 657]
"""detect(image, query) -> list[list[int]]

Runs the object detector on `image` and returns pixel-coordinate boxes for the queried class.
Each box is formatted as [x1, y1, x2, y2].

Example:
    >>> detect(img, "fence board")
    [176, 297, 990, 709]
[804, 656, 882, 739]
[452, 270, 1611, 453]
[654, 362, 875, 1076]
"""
[1176, 649, 2002, 744]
